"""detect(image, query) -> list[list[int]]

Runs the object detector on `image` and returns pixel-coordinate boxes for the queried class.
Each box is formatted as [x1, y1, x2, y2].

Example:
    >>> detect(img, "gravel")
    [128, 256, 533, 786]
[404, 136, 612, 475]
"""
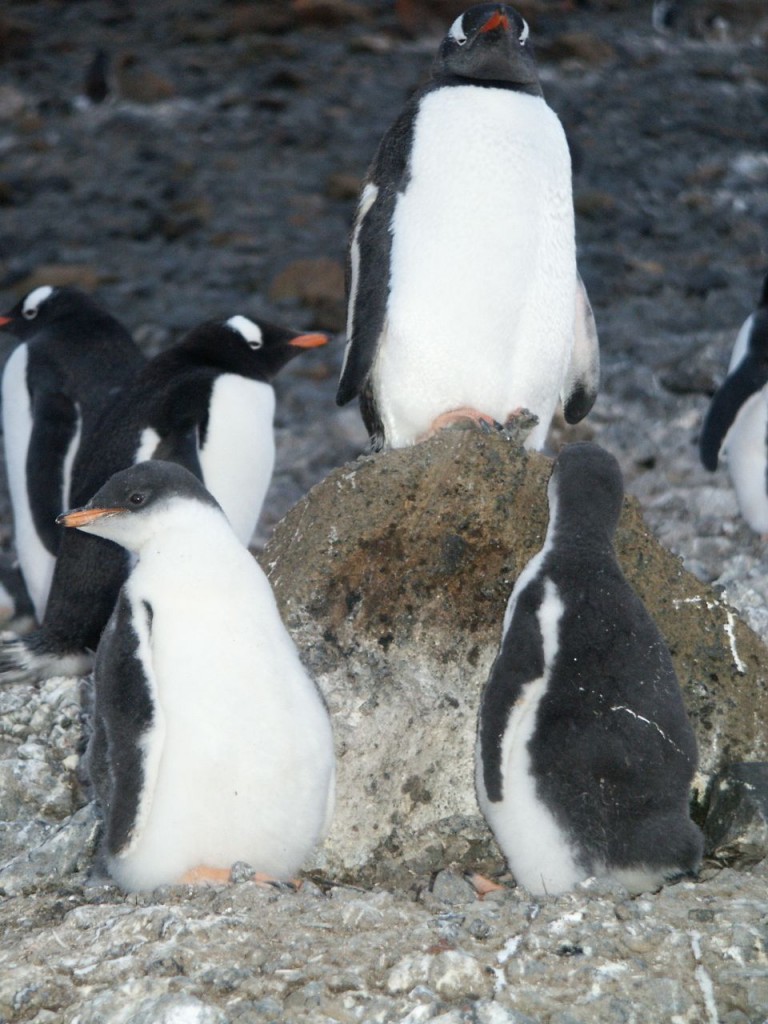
[1, 2, 767, 1022]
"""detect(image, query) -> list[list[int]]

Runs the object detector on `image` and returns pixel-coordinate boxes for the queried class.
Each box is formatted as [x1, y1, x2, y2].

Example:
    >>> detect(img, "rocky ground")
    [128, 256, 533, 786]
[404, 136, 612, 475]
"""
[1, 1, 768, 1022]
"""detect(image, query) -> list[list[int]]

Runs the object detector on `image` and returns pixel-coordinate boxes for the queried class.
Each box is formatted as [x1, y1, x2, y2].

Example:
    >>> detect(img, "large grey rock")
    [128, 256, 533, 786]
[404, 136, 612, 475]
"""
[704, 763, 768, 868]
[261, 430, 768, 884]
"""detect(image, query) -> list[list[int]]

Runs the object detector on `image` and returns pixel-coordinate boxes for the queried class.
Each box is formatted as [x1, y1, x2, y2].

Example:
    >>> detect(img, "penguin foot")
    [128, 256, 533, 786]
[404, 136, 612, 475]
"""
[424, 407, 500, 437]
[180, 865, 301, 890]
[0, 632, 93, 684]
[465, 871, 508, 898]
[501, 408, 539, 446]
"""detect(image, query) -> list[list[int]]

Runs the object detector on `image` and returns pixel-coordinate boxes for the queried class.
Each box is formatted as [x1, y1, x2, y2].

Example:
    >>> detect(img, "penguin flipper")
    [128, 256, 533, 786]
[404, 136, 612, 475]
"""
[336, 180, 395, 406]
[27, 390, 81, 555]
[479, 579, 546, 804]
[561, 273, 600, 425]
[90, 591, 163, 859]
[699, 357, 768, 471]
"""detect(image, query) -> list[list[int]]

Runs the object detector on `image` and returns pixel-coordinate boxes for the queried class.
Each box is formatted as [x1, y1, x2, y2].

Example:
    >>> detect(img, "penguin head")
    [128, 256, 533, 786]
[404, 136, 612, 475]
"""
[548, 443, 624, 544]
[57, 460, 222, 554]
[0, 286, 109, 339]
[180, 316, 328, 382]
[435, 4, 541, 93]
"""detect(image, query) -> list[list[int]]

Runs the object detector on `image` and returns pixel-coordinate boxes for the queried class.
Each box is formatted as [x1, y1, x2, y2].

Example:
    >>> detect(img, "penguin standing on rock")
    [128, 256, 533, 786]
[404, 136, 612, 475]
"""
[699, 270, 768, 535]
[0, 316, 327, 683]
[336, 3, 599, 451]
[0, 286, 144, 621]
[476, 443, 702, 896]
[59, 460, 335, 891]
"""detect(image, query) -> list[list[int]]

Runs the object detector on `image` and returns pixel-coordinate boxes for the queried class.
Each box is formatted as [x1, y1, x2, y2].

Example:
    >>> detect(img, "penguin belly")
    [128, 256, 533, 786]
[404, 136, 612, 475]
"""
[376, 88, 576, 450]
[723, 387, 768, 533]
[198, 375, 275, 545]
[477, 579, 584, 895]
[106, 533, 334, 891]
[1, 346, 53, 620]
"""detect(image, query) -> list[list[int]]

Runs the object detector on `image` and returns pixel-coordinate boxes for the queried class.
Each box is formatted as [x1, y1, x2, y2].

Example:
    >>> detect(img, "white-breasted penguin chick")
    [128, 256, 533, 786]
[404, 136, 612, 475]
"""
[476, 442, 702, 895]
[699, 270, 768, 534]
[0, 315, 327, 684]
[0, 286, 144, 621]
[58, 460, 335, 891]
[336, 3, 599, 451]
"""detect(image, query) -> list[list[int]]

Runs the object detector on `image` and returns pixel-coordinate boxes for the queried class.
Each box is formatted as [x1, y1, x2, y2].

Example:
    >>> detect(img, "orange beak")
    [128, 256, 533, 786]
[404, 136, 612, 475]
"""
[56, 507, 123, 528]
[0, 316, 13, 327]
[289, 332, 328, 350]
[480, 10, 509, 33]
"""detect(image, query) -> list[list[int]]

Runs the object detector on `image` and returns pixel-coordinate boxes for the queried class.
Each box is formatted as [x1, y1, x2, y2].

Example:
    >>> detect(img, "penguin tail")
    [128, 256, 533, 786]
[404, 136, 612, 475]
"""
[0, 631, 93, 684]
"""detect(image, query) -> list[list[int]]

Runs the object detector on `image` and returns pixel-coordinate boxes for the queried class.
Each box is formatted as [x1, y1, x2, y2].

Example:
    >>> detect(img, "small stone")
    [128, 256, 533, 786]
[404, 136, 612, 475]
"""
[429, 950, 492, 1000]
[704, 762, 768, 868]
[386, 954, 432, 994]
[430, 870, 476, 906]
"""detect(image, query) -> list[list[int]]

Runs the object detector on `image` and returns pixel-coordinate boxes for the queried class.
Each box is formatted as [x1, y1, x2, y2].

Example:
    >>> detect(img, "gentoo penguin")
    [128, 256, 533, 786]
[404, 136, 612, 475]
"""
[0, 286, 144, 622]
[699, 271, 768, 534]
[336, 3, 599, 451]
[476, 443, 702, 895]
[59, 460, 335, 890]
[0, 315, 327, 683]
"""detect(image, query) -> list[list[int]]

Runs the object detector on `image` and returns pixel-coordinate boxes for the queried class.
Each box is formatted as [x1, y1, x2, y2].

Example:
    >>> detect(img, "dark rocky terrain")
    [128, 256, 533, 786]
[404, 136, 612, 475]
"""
[1, 2, 768, 1022]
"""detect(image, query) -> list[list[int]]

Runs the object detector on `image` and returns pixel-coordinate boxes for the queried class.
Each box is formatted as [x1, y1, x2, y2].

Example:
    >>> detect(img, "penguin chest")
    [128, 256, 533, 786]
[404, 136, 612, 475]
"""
[478, 579, 583, 894]
[723, 386, 768, 532]
[377, 87, 576, 447]
[198, 375, 276, 544]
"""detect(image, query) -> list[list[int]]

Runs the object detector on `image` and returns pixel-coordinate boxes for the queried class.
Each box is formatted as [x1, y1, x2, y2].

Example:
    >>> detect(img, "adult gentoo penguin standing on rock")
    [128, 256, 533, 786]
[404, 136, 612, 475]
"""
[0, 286, 144, 621]
[699, 270, 768, 534]
[59, 460, 335, 890]
[336, 3, 599, 451]
[476, 443, 702, 895]
[0, 315, 327, 683]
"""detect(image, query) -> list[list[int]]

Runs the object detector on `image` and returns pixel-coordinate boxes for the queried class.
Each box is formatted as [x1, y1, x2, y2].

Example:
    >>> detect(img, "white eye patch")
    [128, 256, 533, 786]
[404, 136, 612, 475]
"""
[448, 13, 467, 45]
[227, 315, 263, 350]
[519, 18, 530, 44]
[23, 285, 54, 318]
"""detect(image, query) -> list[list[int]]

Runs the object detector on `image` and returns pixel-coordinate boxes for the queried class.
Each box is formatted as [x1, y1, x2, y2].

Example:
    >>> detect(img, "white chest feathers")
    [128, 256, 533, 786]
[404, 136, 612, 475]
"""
[476, 578, 584, 895]
[377, 87, 577, 449]
[198, 374, 276, 545]
[722, 384, 768, 533]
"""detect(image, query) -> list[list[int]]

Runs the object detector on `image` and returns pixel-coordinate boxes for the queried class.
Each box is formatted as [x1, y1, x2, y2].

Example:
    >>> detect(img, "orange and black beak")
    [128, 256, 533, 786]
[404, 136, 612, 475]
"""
[480, 9, 510, 33]
[289, 332, 328, 350]
[56, 506, 123, 529]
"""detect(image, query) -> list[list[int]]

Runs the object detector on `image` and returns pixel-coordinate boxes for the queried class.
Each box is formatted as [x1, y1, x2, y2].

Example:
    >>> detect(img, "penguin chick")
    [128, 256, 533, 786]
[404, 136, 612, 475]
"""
[0, 286, 144, 622]
[336, 3, 599, 451]
[0, 315, 327, 683]
[699, 270, 768, 534]
[58, 460, 335, 891]
[476, 442, 702, 895]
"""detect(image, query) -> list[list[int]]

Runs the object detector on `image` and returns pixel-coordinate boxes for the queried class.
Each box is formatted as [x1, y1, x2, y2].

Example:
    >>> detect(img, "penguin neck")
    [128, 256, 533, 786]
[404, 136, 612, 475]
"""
[546, 489, 618, 559]
[429, 74, 543, 98]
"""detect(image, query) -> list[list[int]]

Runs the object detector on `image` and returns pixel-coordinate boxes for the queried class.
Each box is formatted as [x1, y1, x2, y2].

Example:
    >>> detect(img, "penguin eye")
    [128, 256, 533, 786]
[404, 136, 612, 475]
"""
[128, 492, 146, 507]
[22, 306, 38, 320]
[247, 337, 263, 351]
[519, 19, 530, 45]
[448, 14, 467, 45]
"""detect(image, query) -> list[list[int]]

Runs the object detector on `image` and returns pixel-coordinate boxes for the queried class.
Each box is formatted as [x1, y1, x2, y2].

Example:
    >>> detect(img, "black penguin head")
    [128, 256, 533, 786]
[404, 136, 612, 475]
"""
[435, 4, 541, 94]
[181, 315, 328, 382]
[57, 460, 221, 552]
[0, 285, 108, 339]
[548, 443, 624, 544]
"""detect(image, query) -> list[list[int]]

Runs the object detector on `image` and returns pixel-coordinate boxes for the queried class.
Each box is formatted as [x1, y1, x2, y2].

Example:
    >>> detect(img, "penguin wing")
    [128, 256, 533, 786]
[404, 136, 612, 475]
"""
[336, 180, 397, 405]
[561, 273, 600, 424]
[27, 389, 81, 555]
[699, 356, 768, 470]
[478, 579, 546, 804]
[337, 98, 419, 406]
[90, 592, 163, 858]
